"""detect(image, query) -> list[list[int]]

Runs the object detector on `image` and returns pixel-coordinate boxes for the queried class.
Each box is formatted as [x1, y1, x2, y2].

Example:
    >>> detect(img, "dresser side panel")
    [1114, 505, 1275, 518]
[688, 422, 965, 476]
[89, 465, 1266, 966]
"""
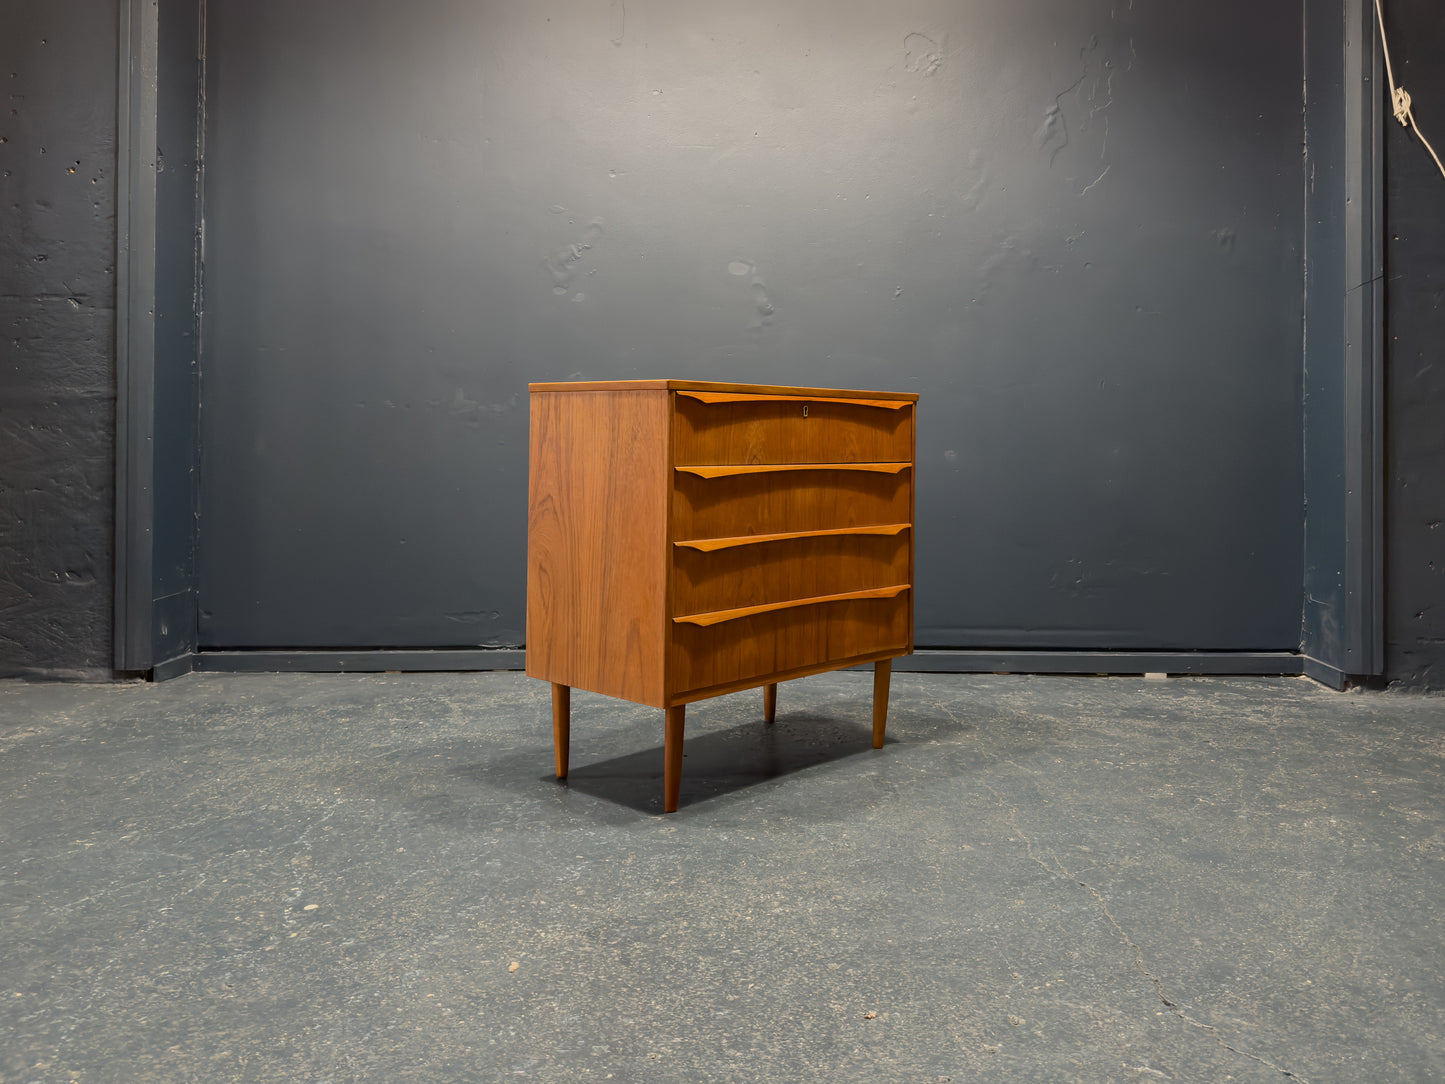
[527, 390, 668, 707]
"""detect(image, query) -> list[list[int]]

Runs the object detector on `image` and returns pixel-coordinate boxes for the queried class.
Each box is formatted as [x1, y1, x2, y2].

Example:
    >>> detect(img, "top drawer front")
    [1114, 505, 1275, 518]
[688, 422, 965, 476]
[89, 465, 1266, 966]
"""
[674, 393, 912, 465]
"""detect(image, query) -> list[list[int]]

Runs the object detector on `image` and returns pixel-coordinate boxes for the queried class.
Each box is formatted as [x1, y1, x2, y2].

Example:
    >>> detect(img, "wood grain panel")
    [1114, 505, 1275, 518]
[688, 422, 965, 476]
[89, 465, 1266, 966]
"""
[673, 530, 910, 615]
[526, 390, 669, 707]
[666, 650, 902, 706]
[672, 468, 911, 540]
[674, 396, 912, 465]
[668, 595, 911, 696]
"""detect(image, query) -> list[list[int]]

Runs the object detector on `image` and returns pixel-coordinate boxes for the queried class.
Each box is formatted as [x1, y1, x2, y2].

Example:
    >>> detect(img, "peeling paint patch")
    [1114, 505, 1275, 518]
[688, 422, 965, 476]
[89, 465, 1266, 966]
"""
[903, 32, 943, 76]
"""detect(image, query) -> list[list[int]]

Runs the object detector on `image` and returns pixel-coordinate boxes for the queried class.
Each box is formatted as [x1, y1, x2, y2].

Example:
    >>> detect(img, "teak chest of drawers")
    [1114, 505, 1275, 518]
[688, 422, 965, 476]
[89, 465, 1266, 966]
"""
[526, 379, 917, 811]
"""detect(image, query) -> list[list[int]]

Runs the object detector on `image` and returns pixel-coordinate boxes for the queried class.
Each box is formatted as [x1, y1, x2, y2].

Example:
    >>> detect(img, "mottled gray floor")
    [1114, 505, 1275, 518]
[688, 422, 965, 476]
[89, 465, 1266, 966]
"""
[1, 671, 1442, 1083]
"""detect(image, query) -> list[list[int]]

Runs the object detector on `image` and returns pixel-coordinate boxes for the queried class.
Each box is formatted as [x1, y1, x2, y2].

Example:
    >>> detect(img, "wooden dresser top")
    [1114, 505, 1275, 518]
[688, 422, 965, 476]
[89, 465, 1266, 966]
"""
[528, 379, 918, 402]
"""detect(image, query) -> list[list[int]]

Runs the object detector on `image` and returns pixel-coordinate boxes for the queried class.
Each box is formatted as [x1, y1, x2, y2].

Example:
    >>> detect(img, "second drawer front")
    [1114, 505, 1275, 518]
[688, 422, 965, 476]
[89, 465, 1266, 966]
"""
[673, 468, 911, 540]
[674, 395, 912, 465]
[672, 531, 909, 618]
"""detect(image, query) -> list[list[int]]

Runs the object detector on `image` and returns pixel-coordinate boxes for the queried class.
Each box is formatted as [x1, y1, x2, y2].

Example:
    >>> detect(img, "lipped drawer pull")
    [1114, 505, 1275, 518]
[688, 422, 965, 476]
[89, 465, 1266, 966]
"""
[674, 524, 911, 552]
[677, 390, 911, 410]
[675, 462, 911, 479]
[674, 584, 910, 627]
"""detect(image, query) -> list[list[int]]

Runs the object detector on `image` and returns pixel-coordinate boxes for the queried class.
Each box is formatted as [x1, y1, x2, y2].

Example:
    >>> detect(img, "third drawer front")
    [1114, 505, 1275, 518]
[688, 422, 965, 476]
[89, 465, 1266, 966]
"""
[668, 592, 911, 698]
[672, 528, 910, 619]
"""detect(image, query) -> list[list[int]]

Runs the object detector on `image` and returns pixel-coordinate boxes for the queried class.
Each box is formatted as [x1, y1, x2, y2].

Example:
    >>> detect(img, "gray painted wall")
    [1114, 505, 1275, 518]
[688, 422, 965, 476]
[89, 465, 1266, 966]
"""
[1383, 0, 1445, 690]
[198, 0, 1305, 653]
[0, 8, 117, 680]
[3, 1, 1443, 687]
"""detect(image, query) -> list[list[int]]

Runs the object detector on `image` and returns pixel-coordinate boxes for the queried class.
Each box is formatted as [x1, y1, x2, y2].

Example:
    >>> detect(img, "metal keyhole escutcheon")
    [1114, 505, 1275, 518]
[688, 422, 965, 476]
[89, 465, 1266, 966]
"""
[803, 404, 809, 417]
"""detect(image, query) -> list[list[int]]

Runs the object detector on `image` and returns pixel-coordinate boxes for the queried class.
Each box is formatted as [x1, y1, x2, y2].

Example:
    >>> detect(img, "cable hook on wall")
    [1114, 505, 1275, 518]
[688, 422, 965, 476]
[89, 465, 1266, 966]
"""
[1374, 0, 1445, 181]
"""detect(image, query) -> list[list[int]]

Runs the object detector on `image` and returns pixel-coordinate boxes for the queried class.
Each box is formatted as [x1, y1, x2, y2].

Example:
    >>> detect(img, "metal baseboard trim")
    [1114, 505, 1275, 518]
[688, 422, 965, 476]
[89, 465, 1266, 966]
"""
[1301, 656, 1349, 690]
[191, 649, 1305, 677]
[888, 651, 1304, 675]
[194, 649, 527, 673]
[151, 653, 196, 682]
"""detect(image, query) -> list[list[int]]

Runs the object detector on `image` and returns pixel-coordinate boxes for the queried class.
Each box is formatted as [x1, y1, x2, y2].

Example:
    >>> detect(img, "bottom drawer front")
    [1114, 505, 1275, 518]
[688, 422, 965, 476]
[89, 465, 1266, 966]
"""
[669, 594, 909, 696]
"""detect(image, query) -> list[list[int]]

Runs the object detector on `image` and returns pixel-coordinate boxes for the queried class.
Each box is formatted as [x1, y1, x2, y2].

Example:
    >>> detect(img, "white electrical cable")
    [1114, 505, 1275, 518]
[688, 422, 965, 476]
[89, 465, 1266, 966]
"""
[1374, 0, 1445, 181]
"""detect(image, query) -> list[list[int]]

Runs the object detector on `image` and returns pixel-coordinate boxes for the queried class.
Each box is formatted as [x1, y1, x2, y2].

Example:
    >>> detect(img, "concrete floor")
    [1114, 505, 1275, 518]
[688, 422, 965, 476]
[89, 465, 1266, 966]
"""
[1, 671, 1442, 1083]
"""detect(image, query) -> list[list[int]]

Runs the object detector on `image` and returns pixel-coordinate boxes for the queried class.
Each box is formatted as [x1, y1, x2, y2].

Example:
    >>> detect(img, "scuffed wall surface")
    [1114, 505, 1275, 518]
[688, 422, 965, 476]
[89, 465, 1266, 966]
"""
[0, 9, 118, 679]
[1383, 0, 1445, 689]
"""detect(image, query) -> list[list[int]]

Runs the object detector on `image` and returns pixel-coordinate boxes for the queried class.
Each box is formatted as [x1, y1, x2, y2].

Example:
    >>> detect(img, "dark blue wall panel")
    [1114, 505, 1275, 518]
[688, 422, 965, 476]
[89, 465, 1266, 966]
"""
[1301, 0, 1349, 668]
[151, 0, 203, 665]
[197, 0, 1307, 653]
[1382, 0, 1445, 689]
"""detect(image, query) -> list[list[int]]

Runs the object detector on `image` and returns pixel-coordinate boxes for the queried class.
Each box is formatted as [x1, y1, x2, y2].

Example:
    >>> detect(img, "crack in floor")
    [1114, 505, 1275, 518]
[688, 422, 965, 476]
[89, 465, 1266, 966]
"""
[998, 798, 1310, 1082]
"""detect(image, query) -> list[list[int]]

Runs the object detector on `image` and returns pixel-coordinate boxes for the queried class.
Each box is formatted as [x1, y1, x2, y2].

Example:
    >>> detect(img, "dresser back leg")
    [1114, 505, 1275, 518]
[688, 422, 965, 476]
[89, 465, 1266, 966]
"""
[551, 683, 571, 780]
[872, 659, 892, 748]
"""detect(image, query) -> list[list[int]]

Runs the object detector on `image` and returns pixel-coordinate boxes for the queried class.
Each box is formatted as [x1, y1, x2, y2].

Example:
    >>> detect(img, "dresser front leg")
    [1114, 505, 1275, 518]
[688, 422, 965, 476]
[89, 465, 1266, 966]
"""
[763, 683, 778, 724]
[551, 683, 571, 780]
[664, 705, 686, 812]
[872, 659, 892, 749]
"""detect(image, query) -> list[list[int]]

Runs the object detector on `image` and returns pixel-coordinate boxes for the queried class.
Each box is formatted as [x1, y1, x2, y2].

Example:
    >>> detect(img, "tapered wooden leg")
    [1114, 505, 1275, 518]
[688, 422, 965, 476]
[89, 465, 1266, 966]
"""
[763, 682, 778, 723]
[872, 659, 892, 749]
[664, 705, 686, 813]
[552, 683, 570, 780]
